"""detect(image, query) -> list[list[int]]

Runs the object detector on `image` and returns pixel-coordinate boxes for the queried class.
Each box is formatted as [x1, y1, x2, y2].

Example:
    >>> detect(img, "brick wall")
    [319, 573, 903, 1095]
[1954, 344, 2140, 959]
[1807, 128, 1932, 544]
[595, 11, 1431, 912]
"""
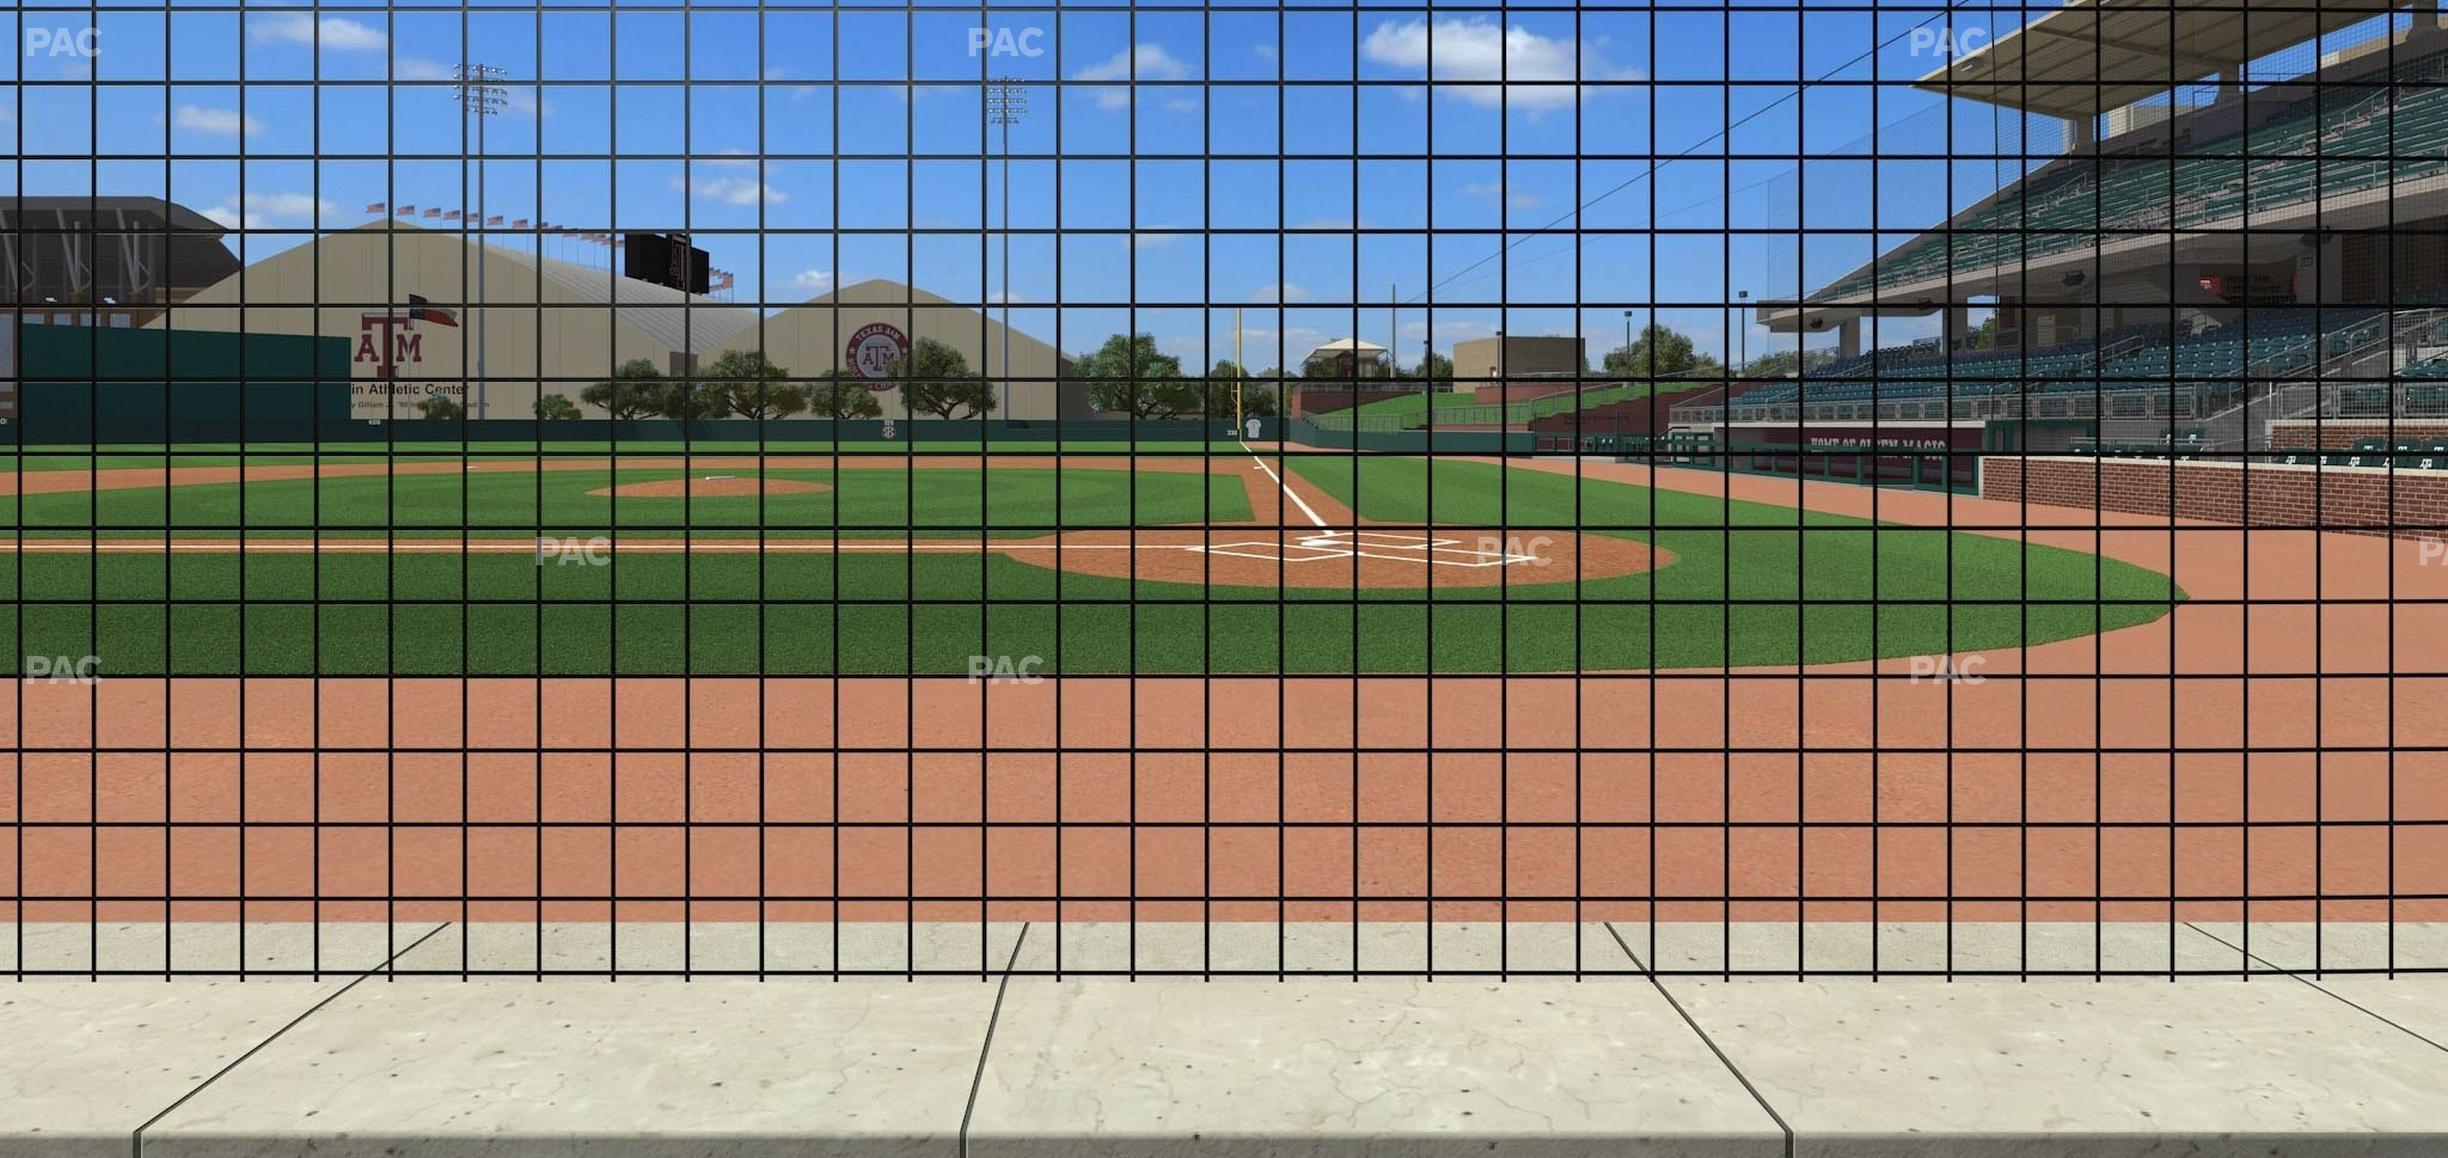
[1981, 455, 2448, 539]
[2265, 420, 2448, 451]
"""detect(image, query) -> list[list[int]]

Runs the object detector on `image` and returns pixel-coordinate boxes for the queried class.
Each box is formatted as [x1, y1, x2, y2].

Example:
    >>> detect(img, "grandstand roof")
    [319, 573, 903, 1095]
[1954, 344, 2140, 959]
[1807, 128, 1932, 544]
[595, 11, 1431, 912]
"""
[1915, 0, 2394, 120]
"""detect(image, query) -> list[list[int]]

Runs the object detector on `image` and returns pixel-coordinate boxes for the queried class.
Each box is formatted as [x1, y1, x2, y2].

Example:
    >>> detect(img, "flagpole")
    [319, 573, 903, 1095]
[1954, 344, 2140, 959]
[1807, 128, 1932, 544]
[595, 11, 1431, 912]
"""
[457, 64, 506, 421]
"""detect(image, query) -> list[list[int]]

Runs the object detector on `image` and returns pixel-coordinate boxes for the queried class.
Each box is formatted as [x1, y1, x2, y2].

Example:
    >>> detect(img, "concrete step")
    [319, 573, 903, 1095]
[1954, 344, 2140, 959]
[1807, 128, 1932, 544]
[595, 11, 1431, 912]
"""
[3, 921, 2444, 1155]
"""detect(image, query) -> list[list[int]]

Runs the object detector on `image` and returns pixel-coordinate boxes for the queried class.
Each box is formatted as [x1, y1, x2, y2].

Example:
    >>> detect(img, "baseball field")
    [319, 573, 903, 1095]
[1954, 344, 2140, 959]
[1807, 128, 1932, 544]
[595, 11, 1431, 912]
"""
[0, 444, 2182, 675]
[9, 441, 2448, 978]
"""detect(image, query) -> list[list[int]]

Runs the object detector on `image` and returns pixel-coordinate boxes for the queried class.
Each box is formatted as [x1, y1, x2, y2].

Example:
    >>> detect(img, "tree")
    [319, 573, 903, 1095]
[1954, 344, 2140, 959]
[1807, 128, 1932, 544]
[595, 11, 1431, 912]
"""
[1073, 333, 1198, 419]
[1400, 350, 1449, 381]
[1204, 379, 1282, 418]
[1201, 361, 1278, 421]
[1603, 323, 1704, 378]
[656, 379, 734, 421]
[811, 372, 886, 420]
[581, 358, 673, 420]
[1738, 348, 1840, 380]
[414, 394, 465, 420]
[1964, 313, 2003, 351]
[695, 350, 807, 420]
[724, 381, 810, 420]
[533, 393, 583, 421]
[891, 338, 996, 419]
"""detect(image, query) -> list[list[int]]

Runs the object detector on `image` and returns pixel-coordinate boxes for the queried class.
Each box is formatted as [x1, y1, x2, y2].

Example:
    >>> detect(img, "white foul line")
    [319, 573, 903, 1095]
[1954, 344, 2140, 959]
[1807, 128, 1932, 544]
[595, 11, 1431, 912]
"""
[1239, 440, 1328, 529]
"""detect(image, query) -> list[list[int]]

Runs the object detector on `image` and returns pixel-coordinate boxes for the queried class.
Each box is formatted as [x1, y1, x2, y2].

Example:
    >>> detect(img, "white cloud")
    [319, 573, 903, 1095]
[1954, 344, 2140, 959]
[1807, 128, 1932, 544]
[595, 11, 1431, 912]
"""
[1462, 180, 1541, 210]
[173, 105, 263, 138]
[253, 14, 387, 53]
[1401, 318, 1499, 341]
[683, 163, 789, 207]
[198, 192, 332, 230]
[789, 268, 834, 292]
[1251, 283, 1311, 303]
[1074, 43, 1190, 111]
[1132, 232, 1184, 251]
[1361, 18, 1629, 110]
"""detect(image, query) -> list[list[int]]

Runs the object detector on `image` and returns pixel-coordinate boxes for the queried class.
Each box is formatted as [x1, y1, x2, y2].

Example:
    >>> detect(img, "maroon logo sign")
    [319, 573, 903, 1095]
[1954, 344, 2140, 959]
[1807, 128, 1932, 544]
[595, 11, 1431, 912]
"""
[846, 322, 910, 386]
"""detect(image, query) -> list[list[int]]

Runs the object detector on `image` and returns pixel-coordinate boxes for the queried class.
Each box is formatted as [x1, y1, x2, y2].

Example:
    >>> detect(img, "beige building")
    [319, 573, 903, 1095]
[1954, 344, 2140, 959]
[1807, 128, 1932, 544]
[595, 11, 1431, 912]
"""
[1451, 335, 1587, 383]
[154, 222, 1086, 421]
[724, 279, 1085, 420]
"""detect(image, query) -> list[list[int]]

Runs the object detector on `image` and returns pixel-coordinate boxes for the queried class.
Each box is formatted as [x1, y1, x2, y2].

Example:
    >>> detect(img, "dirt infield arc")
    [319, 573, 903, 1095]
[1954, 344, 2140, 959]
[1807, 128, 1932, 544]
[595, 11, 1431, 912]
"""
[4, 459, 2442, 928]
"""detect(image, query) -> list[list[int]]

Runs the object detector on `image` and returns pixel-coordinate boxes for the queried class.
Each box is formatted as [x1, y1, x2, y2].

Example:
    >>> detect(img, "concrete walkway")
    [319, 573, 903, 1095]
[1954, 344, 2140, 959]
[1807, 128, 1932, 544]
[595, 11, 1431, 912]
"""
[6, 922, 2445, 1156]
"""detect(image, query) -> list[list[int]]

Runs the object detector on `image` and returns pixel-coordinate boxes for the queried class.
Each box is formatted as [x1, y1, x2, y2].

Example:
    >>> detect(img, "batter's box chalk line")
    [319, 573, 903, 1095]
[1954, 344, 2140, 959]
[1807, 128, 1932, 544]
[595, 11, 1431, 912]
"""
[1191, 530, 1544, 568]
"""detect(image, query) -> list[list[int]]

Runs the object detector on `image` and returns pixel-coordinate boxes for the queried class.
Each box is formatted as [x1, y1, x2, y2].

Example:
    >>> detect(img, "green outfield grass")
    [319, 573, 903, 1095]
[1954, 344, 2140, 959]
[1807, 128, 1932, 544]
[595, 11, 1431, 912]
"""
[2, 467, 1249, 538]
[2, 457, 2180, 675]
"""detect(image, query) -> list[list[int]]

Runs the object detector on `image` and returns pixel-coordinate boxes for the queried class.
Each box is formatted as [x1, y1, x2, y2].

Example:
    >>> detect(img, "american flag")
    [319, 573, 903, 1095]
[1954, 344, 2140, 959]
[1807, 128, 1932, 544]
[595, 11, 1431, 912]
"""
[363, 202, 384, 214]
[423, 208, 441, 219]
[395, 205, 415, 216]
[512, 219, 529, 230]
[487, 215, 504, 226]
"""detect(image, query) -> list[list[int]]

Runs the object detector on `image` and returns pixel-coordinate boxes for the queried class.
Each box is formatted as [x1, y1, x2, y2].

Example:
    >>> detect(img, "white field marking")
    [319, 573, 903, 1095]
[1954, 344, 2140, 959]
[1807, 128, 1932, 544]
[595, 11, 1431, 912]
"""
[1239, 440, 1328, 529]
[0, 540, 1154, 555]
[4, 531, 1548, 567]
[1190, 530, 1542, 568]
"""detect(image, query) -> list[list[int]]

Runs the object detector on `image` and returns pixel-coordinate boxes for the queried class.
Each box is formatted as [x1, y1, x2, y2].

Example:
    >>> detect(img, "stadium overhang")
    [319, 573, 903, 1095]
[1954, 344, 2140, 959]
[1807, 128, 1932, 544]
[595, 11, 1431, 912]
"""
[1753, 300, 1939, 338]
[1915, 0, 2402, 122]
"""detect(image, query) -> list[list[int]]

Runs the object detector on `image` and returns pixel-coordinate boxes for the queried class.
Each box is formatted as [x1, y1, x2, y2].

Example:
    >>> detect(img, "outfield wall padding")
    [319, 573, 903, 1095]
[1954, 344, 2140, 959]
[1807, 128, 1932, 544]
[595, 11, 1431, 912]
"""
[11, 325, 353, 444]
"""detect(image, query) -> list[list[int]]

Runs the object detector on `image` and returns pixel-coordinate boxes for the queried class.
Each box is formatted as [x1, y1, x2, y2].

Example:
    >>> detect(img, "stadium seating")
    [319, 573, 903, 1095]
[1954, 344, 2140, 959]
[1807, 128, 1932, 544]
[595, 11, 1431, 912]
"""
[1730, 310, 2381, 415]
[1812, 50, 2448, 301]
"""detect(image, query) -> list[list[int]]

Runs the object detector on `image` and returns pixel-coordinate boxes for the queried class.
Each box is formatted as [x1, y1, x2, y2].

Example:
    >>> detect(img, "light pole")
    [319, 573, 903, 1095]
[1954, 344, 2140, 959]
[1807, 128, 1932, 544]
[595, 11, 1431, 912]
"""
[988, 79, 1027, 419]
[1621, 309, 1633, 378]
[455, 64, 507, 421]
[1736, 289, 1750, 374]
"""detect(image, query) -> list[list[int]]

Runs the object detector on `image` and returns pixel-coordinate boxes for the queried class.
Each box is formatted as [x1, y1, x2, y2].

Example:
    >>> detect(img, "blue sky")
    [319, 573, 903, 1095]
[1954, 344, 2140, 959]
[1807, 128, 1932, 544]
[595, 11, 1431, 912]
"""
[6, 2, 2400, 370]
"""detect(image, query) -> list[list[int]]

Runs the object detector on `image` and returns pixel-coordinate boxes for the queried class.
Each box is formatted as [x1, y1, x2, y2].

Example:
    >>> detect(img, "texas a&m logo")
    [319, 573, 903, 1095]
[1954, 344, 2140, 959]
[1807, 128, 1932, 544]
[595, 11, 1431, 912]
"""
[356, 294, 459, 379]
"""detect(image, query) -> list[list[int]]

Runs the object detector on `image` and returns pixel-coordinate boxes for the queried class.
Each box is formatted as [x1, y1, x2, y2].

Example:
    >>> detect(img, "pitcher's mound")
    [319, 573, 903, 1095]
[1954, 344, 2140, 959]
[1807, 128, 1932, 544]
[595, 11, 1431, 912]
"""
[588, 475, 831, 499]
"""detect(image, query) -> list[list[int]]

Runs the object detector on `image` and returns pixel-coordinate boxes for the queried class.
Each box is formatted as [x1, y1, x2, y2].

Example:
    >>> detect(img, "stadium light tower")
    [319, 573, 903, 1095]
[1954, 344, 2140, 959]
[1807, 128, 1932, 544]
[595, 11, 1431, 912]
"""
[989, 79, 1027, 408]
[1737, 289, 1749, 374]
[456, 64, 508, 421]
